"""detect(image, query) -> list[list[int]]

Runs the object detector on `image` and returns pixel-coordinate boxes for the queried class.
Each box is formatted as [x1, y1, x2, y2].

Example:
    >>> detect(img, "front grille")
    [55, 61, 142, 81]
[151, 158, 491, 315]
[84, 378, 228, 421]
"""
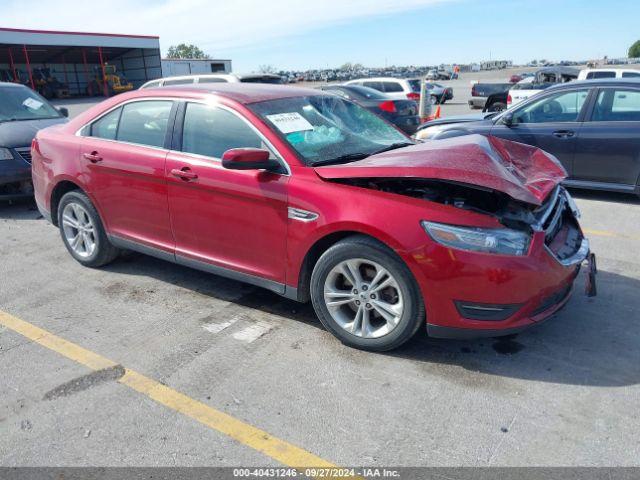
[15, 147, 32, 164]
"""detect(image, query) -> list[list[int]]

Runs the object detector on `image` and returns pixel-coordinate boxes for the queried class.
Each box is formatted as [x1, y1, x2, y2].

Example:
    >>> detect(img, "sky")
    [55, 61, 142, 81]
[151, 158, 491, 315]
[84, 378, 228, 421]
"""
[2, 0, 639, 72]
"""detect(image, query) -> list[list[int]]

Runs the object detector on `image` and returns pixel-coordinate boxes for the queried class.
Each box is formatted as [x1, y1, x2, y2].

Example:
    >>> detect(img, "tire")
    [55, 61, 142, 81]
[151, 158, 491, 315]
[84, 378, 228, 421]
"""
[310, 236, 425, 351]
[430, 95, 438, 105]
[57, 190, 119, 268]
[489, 102, 507, 112]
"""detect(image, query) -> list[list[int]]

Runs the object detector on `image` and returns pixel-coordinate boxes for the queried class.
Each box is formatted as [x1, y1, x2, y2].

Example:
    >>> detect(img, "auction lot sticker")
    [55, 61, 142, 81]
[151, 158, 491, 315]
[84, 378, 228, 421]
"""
[266, 112, 314, 134]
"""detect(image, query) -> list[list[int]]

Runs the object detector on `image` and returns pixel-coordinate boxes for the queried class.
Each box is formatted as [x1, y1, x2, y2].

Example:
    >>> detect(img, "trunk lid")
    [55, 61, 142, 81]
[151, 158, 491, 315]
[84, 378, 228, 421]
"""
[314, 134, 567, 206]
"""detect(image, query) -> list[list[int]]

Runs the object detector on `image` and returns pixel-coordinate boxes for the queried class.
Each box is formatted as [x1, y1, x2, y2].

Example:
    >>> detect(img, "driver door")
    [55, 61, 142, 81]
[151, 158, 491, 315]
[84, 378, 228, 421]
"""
[490, 88, 592, 176]
[165, 102, 289, 287]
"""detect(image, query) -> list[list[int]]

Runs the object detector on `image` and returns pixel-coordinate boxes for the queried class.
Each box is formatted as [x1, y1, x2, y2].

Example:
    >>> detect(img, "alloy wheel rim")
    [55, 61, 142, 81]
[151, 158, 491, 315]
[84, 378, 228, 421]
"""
[61, 203, 96, 258]
[323, 258, 404, 339]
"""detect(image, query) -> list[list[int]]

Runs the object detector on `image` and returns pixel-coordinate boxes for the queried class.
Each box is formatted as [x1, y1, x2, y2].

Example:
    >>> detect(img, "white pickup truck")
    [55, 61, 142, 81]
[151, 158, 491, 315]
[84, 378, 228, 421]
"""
[507, 66, 580, 108]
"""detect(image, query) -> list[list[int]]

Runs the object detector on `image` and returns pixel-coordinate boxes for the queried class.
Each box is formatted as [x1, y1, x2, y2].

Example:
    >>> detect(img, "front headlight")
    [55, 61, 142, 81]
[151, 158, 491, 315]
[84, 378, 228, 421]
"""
[422, 221, 531, 256]
[0, 148, 14, 161]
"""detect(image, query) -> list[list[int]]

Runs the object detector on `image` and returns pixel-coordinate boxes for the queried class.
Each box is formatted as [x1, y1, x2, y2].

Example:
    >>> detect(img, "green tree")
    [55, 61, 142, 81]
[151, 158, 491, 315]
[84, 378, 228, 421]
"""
[629, 40, 640, 58]
[166, 44, 208, 59]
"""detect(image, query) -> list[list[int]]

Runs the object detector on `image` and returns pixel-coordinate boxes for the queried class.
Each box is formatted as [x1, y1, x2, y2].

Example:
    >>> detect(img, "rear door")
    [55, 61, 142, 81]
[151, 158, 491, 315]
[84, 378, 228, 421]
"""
[80, 99, 176, 251]
[572, 86, 640, 188]
[490, 87, 592, 175]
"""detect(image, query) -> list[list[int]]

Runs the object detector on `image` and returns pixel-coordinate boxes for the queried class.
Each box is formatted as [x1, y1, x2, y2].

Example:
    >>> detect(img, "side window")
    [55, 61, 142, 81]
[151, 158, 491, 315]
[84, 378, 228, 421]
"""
[513, 90, 589, 124]
[116, 101, 173, 148]
[622, 72, 640, 78]
[363, 81, 383, 91]
[181, 103, 265, 159]
[198, 77, 228, 83]
[89, 107, 122, 140]
[382, 82, 403, 93]
[586, 71, 615, 79]
[593, 89, 640, 122]
[163, 78, 194, 86]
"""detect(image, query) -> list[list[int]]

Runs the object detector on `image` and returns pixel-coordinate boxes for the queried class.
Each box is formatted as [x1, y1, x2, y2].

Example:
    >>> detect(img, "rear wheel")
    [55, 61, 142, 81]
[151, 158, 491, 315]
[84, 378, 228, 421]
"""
[310, 236, 424, 351]
[58, 191, 119, 267]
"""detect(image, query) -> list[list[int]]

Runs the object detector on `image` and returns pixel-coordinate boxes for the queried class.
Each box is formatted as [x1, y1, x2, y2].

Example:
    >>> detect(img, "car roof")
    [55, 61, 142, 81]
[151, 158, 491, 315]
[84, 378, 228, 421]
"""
[144, 82, 325, 104]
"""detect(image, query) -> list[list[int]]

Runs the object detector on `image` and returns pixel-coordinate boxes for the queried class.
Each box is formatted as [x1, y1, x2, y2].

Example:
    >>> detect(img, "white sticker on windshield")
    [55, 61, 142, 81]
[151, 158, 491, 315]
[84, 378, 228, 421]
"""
[23, 98, 44, 110]
[266, 112, 313, 134]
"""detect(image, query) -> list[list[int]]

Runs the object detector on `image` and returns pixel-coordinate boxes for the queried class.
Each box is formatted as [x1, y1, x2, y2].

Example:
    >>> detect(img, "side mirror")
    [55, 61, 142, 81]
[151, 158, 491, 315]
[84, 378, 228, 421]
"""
[502, 112, 515, 127]
[57, 107, 69, 118]
[222, 148, 281, 172]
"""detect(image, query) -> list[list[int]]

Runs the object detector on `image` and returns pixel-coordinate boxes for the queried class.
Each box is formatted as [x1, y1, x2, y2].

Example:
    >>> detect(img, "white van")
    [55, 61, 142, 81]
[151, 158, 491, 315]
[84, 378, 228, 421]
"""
[578, 68, 640, 80]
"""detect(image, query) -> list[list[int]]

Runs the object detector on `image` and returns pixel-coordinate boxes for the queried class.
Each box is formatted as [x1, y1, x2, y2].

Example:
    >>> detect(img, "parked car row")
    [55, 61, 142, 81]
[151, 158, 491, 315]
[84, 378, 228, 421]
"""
[417, 78, 640, 197]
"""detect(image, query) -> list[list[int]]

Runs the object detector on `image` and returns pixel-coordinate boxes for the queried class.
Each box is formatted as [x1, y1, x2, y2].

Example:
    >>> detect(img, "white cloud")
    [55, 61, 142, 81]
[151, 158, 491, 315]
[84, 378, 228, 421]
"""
[2, 0, 451, 52]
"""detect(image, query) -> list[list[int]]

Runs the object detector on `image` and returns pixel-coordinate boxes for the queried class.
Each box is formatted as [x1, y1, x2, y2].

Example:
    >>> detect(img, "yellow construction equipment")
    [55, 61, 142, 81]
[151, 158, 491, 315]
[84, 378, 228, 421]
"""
[87, 64, 133, 97]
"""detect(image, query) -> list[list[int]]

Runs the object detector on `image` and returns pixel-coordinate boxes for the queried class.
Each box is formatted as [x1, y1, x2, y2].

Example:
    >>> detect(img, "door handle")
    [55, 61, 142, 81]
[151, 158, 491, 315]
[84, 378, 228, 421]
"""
[170, 167, 198, 181]
[552, 130, 575, 139]
[83, 151, 103, 163]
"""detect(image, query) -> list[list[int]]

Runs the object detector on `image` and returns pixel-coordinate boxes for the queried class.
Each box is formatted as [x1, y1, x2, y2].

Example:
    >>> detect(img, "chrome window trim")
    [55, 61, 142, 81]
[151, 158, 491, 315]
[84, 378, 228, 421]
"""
[75, 97, 291, 176]
[74, 97, 176, 138]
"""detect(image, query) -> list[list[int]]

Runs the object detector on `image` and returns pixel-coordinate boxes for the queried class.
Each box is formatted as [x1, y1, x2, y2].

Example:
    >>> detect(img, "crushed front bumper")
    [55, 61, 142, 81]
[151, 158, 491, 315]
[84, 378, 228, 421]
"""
[415, 188, 596, 339]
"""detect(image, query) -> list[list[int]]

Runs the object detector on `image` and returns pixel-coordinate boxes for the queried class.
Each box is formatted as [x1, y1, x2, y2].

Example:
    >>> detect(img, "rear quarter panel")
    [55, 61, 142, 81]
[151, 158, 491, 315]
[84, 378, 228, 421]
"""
[32, 125, 83, 217]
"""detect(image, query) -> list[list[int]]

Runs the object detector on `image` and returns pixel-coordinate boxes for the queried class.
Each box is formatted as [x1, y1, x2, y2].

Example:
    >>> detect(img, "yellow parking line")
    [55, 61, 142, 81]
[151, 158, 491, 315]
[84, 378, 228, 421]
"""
[0, 310, 335, 469]
[584, 228, 640, 241]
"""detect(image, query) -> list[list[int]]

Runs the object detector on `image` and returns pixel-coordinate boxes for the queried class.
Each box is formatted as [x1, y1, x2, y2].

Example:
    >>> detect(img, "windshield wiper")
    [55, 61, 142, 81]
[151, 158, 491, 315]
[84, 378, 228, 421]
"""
[370, 142, 415, 155]
[311, 152, 370, 167]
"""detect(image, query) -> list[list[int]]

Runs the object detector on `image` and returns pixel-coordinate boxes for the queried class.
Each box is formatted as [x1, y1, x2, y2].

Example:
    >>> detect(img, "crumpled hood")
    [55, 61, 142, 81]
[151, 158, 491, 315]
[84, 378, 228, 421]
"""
[0, 117, 67, 148]
[314, 134, 567, 206]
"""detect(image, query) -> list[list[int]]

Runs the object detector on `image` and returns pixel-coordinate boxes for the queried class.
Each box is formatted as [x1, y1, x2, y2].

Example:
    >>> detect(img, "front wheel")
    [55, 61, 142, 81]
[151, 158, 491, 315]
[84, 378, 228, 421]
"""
[58, 190, 120, 267]
[310, 236, 425, 351]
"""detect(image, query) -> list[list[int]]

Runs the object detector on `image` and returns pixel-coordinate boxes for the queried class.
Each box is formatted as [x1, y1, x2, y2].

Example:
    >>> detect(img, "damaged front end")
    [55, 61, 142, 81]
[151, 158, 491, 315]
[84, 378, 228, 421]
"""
[334, 176, 586, 266]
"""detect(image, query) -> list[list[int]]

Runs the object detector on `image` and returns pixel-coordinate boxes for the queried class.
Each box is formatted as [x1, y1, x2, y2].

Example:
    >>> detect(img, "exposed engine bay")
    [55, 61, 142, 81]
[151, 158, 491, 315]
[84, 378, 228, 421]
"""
[333, 177, 539, 230]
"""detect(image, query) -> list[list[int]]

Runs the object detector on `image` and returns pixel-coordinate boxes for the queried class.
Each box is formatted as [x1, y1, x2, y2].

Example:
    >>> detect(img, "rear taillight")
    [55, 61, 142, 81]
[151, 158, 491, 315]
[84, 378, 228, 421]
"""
[378, 101, 397, 113]
[507, 94, 512, 104]
[471, 85, 477, 96]
[407, 92, 420, 101]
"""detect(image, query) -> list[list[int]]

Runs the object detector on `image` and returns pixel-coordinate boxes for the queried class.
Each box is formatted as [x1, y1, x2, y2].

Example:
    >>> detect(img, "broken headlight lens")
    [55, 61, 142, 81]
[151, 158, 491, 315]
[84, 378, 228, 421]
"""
[0, 148, 14, 161]
[422, 221, 530, 256]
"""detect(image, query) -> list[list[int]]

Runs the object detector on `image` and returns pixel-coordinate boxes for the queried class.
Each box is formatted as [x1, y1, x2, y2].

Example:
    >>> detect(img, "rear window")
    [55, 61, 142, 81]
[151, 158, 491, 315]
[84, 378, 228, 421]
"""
[240, 76, 283, 84]
[90, 107, 121, 140]
[163, 78, 195, 86]
[198, 77, 228, 83]
[344, 85, 387, 100]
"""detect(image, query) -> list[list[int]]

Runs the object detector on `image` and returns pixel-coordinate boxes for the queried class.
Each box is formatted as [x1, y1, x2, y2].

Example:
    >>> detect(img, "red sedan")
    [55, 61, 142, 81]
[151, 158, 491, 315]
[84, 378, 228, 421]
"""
[31, 84, 594, 351]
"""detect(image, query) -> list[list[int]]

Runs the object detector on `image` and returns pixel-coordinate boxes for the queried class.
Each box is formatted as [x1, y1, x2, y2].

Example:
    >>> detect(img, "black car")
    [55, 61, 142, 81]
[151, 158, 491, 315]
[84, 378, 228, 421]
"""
[0, 82, 68, 200]
[416, 78, 640, 197]
[320, 84, 420, 135]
